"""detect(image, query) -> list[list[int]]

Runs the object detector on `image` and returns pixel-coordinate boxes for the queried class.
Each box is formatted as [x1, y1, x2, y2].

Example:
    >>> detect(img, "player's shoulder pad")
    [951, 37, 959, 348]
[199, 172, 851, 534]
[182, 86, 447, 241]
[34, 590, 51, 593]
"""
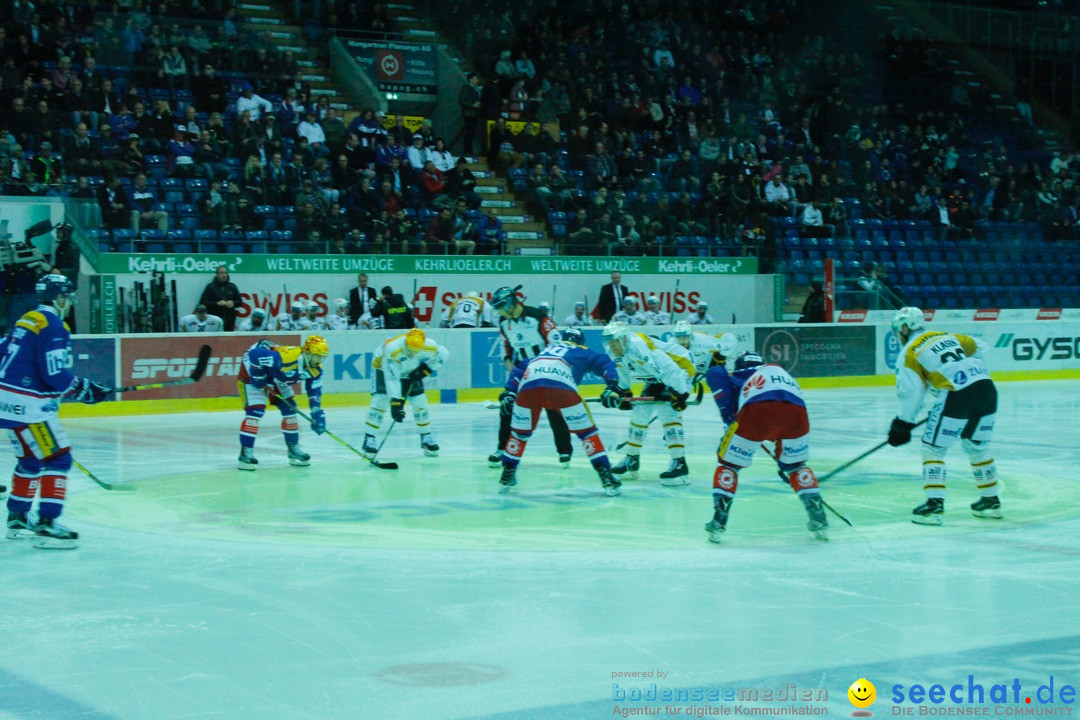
[909, 330, 945, 352]
[276, 346, 303, 364]
[636, 333, 656, 351]
[15, 310, 50, 334]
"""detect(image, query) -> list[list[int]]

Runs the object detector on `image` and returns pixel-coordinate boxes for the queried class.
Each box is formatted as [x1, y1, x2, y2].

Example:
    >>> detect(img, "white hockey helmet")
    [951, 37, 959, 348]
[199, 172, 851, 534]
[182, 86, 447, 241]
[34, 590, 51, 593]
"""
[622, 295, 638, 308]
[305, 299, 320, 316]
[717, 332, 738, 357]
[333, 297, 349, 315]
[696, 301, 709, 310]
[647, 295, 660, 308]
[290, 300, 305, 315]
[251, 307, 268, 319]
[672, 320, 692, 337]
[602, 321, 631, 356]
[892, 306, 925, 337]
[465, 289, 479, 299]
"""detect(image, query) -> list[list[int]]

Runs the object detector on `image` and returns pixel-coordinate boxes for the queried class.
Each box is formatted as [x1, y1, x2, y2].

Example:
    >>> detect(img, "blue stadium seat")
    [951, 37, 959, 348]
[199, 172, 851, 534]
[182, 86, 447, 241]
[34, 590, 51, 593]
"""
[254, 205, 277, 231]
[111, 229, 135, 253]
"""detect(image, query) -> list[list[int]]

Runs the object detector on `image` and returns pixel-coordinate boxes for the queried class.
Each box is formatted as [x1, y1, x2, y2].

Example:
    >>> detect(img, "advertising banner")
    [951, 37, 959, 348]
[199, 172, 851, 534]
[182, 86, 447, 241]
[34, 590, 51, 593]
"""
[344, 39, 438, 94]
[70, 337, 116, 386]
[319, 329, 473, 394]
[755, 325, 876, 377]
[117, 333, 299, 400]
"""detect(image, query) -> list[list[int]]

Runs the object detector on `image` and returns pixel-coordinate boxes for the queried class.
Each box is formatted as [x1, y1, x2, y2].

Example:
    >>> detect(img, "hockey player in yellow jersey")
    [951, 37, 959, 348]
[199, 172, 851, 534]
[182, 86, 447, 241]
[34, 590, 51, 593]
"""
[887, 306, 1002, 525]
[603, 322, 696, 485]
[362, 329, 449, 458]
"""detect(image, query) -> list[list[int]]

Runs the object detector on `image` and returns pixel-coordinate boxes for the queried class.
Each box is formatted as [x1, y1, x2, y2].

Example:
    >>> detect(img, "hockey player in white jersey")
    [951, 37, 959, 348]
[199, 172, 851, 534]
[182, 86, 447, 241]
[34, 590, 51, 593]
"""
[322, 298, 353, 330]
[672, 321, 737, 418]
[603, 321, 696, 484]
[612, 296, 648, 325]
[687, 301, 714, 324]
[564, 301, 592, 327]
[440, 291, 494, 328]
[642, 296, 670, 325]
[358, 298, 384, 329]
[274, 301, 314, 331]
[362, 329, 449, 457]
[304, 300, 322, 328]
[887, 306, 1002, 524]
[238, 307, 270, 332]
[178, 303, 224, 332]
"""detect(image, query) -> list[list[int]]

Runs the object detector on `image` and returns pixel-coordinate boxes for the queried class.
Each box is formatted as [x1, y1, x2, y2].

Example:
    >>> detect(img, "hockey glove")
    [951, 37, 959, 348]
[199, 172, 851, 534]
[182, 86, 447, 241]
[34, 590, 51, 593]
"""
[888, 417, 917, 447]
[390, 398, 406, 423]
[499, 390, 517, 416]
[600, 384, 626, 409]
[310, 409, 326, 435]
[68, 378, 113, 405]
[670, 390, 691, 412]
[407, 362, 433, 384]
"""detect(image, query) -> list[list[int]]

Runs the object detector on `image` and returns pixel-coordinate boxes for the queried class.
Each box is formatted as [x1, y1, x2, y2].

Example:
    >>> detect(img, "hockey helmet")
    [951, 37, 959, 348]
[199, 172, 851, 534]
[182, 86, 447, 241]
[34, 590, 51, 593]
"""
[251, 307, 268, 319]
[672, 320, 692, 337]
[333, 298, 349, 316]
[734, 351, 764, 374]
[647, 295, 660, 308]
[491, 285, 521, 312]
[892, 306, 925, 338]
[305, 300, 320, 316]
[574, 301, 586, 309]
[622, 295, 638, 308]
[303, 335, 329, 367]
[465, 290, 479, 299]
[560, 327, 586, 347]
[717, 332, 738, 357]
[290, 300, 305, 315]
[405, 328, 426, 352]
[696, 301, 709, 311]
[602, 321, 631, 356]
[36, 273, 73, 308]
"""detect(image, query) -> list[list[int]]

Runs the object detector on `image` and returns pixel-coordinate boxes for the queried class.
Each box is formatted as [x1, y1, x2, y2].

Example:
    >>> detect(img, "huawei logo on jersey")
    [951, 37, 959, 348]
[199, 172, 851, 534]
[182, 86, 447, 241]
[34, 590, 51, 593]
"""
[741, 374, 766, 396]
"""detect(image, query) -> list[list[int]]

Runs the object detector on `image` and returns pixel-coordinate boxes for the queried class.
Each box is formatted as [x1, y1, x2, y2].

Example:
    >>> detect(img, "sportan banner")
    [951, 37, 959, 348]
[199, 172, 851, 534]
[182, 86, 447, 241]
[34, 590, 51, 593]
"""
[344, 39, 437, 94]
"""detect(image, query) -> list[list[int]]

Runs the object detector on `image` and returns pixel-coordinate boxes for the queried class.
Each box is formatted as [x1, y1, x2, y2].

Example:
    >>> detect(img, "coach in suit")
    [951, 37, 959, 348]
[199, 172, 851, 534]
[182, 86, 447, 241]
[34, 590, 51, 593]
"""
[348, 273, 378, 326]
[594, 270, 633, 323]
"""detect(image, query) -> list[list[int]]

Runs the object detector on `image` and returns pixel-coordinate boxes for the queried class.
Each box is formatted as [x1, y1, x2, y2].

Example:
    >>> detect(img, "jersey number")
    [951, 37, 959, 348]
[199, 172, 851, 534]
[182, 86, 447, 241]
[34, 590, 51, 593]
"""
[0, 343, 19, 378]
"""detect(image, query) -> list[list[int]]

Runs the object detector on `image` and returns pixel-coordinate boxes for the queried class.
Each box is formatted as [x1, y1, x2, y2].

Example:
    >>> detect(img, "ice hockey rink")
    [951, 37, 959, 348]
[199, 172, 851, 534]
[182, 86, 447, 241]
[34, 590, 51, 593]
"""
[2, 379, 1079, 720]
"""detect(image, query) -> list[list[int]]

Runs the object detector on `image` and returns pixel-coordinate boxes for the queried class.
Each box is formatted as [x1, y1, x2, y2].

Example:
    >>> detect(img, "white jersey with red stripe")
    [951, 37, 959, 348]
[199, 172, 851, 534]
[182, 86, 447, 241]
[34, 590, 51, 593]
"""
[738, 365, 806, 411]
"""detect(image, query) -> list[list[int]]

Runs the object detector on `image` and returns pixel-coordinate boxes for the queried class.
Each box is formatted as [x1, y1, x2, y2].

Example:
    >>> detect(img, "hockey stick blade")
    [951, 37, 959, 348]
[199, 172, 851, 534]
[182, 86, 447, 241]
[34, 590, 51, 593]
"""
[72, 458, 135, 491]
[292, 408, 398, 469]
[112, 344, 213, 394]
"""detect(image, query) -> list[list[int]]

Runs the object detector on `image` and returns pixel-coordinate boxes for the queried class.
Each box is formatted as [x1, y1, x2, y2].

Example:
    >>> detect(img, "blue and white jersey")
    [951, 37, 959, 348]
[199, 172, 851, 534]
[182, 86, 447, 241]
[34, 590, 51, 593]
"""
[241, 340, 323, 409]
[0, 305, 78, 426]
[506, 344, 618, 394]
[713, 363, 805, 423]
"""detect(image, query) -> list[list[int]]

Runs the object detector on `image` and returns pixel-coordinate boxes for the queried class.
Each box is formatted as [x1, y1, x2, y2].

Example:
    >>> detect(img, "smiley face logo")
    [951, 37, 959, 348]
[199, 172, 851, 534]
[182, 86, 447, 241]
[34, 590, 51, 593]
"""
[848, 678, 876, 716]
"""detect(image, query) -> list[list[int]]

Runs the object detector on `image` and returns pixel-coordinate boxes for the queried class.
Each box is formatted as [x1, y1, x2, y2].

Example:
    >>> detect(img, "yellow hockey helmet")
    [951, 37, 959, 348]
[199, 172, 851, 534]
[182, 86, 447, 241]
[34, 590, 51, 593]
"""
[303, 335, 329, 357]
[405, 328, 426, 351]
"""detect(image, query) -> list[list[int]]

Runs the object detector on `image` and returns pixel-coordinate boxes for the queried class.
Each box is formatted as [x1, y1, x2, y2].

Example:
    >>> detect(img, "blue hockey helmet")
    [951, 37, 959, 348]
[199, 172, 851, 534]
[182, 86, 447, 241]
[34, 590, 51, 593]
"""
[36, 273, 74, 306]
[560, 327, 586, 347]
[734, 351, 765, 373]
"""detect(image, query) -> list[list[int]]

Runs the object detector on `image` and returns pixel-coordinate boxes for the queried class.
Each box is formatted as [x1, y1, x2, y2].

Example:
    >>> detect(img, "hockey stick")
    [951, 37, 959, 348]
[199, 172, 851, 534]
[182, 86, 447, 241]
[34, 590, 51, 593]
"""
[111, 344, 212, 394]
[292, 408, 398, 470]
[586, 384, 705, 406]
[72, 458, 134, 491]
[818, 417, 929, 484]
[758, 443, 852, 527]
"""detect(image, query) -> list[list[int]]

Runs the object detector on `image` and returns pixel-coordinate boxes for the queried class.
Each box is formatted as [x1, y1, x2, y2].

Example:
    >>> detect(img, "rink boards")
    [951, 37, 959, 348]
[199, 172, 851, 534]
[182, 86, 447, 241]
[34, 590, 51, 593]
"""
[64, 319, 1080, 414]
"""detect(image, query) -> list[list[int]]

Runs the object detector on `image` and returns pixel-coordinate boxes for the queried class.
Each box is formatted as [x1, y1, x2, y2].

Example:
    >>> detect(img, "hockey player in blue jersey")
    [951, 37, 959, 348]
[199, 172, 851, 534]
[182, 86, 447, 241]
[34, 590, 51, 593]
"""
[1, 274, 112, 549]
[237, 335, 329, 470]
[707, 351, 828, 543]
[499, 327, 631, 496]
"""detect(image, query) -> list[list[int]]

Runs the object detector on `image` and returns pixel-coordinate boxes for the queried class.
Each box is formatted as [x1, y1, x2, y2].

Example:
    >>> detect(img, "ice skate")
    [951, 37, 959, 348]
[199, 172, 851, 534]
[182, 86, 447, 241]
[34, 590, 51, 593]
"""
[237, 447, 258, 471]
[559, 453, 572, 469]
[704, 496, 732, 543]
[498, 465, 517, 493]
[488, 449, 503, 468]
[610, 454, 640, 480]
[421, 434, 440, 457]
[912, 497, 944, 525]
[33, 517, 78, 549]
[287, 443, 311, 467]
[801, 494, 829, 541]
[362, 434, 378, 459]
[6, 511, 36, 540]
[971, 496, 1003, 519]
[659, 457, 690, 486]
[598, 466, 621, 496]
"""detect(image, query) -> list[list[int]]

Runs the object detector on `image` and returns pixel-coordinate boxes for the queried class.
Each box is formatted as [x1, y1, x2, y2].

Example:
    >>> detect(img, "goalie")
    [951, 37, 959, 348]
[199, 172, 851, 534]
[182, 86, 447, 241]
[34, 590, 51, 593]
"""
[237, 335, 329, 470]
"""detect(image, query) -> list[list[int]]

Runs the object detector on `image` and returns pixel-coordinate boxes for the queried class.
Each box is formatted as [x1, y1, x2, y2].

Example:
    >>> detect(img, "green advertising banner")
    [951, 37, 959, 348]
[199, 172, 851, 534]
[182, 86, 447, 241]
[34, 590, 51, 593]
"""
[87, 274, 118, 334]
[96, 254, 759, 276]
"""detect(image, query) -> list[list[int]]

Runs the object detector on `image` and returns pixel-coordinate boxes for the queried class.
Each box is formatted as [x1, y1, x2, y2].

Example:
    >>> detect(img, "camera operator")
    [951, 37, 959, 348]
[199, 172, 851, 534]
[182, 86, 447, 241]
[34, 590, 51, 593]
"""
[1, 219, 59, 334]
